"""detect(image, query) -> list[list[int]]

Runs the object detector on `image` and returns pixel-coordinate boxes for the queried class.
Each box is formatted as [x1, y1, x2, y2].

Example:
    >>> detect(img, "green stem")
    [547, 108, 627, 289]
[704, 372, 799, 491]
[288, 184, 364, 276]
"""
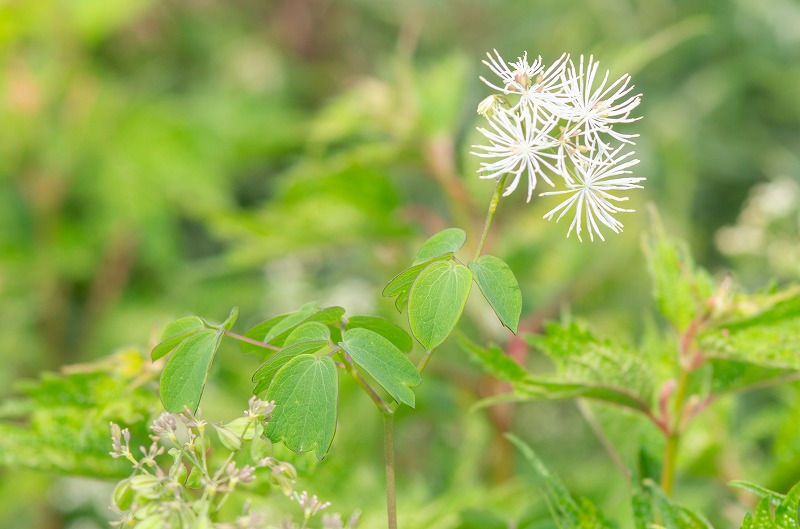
[473, 174, 507, 262]
[660, 367, 690, 495]
[416, 349, 434, 372]
[384, 413, 398, 529]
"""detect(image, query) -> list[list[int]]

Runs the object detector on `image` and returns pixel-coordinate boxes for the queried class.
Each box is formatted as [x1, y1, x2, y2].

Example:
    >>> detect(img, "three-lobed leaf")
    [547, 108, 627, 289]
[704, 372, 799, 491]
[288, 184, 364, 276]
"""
[159, 330, 222, 412]
[263, 355, 338, 460]
[469, 254, 522, 333]
[340, 328, 421, 407]
[408, 260, 472, 350]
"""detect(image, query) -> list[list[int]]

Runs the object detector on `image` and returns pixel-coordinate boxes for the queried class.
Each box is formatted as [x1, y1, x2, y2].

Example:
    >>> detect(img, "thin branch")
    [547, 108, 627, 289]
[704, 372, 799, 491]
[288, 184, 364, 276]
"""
[223, 330, 280, 351]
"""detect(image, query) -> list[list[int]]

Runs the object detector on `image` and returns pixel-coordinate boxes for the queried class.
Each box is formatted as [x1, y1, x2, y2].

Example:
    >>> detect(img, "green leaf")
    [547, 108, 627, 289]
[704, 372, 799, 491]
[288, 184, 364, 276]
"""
[264, 355, 338, 460]
[729, 480, 785, 506]
[408, 260, 472, 350]
[383, 253, 453, 298]
[252, 340, 330, 393]
[701, 293, 800, 370]
[412, 228, 467, 265]
[514, 377, 653, 414]
[159, 330, 222, 413]
[151, 316, 205, 361]
[643, 479, 714, 529]
[524, 321, 654, 412]
[506, 434, 614, 529]
[284, 322, 331, 346]
[221, 306, 239, 330]
[469, 255, 522, 333]
[345, 315, 413, 353]
[459, 334, 526, 382]
[340, 328, 421, 407]
[643, 230, 714, 332]
[263, 302, 321, 343]
[242, 305, 344, 354]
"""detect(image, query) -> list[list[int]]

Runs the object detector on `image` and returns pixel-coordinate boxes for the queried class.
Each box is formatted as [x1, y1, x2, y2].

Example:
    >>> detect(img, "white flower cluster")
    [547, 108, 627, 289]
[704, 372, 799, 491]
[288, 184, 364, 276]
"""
[472, 50, 645, 242]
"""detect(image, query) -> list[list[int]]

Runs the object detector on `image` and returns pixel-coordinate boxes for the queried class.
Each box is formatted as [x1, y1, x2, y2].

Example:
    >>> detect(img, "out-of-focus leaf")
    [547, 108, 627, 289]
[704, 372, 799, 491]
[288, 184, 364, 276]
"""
[642, 480, 714, 529]
[644, 227, 714, 332]
[701, 294, 800, 370]
[526, 321, 654, 406]
[340, 328, 420, 407]
[459, 334, 526, 383]
[506, 434, 615, 529]
[264, 355, 338, 460]
[0, 350, 157, 478]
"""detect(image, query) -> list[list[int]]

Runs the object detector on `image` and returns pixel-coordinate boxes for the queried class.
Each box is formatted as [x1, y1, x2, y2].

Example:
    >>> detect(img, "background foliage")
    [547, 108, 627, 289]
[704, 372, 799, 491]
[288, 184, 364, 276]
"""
[1, 0, 799, 527]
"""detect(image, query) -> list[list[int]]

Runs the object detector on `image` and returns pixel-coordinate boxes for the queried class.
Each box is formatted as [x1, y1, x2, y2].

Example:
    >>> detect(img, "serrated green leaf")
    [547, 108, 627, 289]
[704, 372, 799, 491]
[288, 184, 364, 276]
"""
[459, 334, 526, 382]
[644, 231, 714, 332]
[708, 359, 793, 395]
[412, 228, 467, 265]
[644, 479, 714, 529]
[774, 480, 800, 529]
[408, 260, 471, 350]
[264, 355, 338, 460]
[514, 377, 652, 414]
[701, 294, 800, 370]
[340, 328, 421, 407]
[729, 480, 785, 506]
[159, 330, 222, 413]
[383, 253, 453, 298]
[151, 316, 205, 361]
[469, 255, 522, 333]
[345, 316, 413, 353]
[506, 434, 614, 529]
[284, 322, 331, 346]
[524, 321, 654, 413]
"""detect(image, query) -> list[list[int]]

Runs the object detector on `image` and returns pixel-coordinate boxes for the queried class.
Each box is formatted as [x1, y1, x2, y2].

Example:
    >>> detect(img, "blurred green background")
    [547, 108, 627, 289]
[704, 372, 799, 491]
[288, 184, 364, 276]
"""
[1, 0, 799, 527]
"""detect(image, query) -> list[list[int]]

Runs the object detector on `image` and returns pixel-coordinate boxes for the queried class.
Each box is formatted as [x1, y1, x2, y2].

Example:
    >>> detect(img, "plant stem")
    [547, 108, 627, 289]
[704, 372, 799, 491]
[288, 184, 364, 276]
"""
[660, 366, 690, 495]
[473, 174, 508, 262]
[223, 330, 280, 351]
[384, 413, 398, 529]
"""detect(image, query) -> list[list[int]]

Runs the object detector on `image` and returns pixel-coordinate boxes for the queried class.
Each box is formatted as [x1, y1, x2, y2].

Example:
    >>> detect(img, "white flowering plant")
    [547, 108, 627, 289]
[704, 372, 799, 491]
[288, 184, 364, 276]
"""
[113, 50, 800, 529]
[473, 50, 644, 241]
